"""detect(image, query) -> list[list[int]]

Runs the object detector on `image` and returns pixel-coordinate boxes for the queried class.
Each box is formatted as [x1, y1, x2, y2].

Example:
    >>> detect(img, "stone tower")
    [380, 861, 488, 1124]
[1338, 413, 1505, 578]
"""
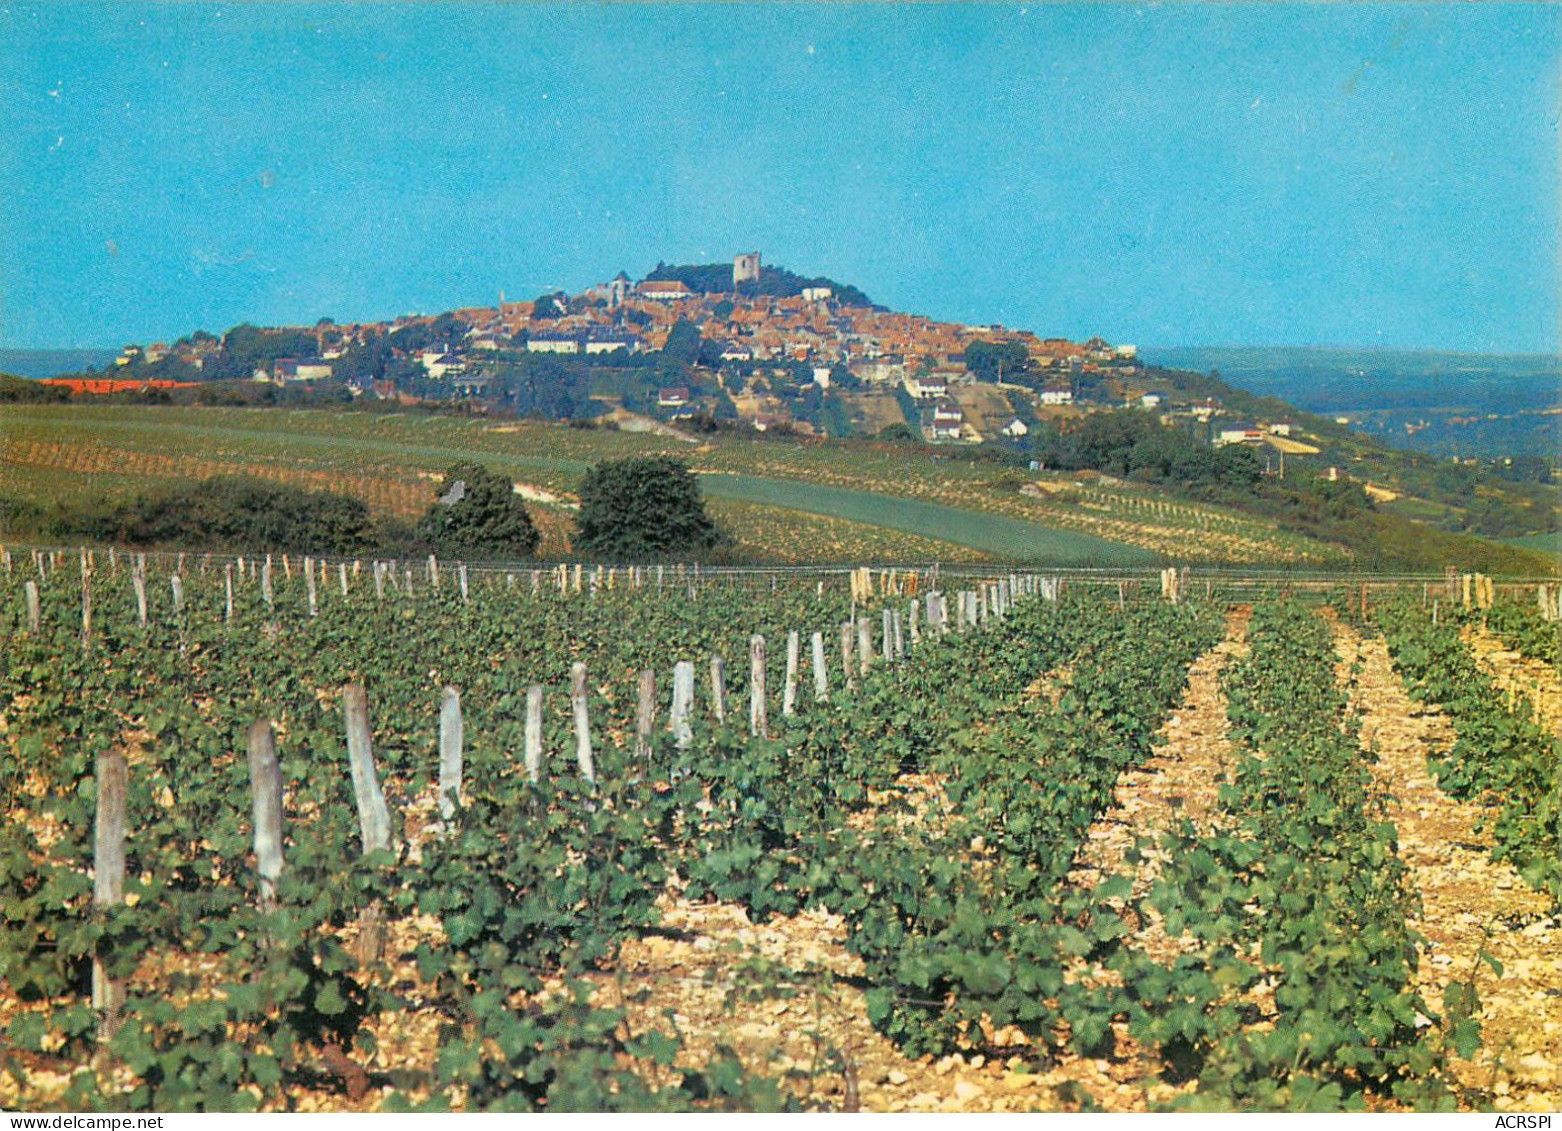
[733, 251, 761, 289]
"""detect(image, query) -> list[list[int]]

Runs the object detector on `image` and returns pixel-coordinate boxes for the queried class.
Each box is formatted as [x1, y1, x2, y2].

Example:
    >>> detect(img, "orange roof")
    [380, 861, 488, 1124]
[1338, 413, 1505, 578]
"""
[41, 378, 200, 394]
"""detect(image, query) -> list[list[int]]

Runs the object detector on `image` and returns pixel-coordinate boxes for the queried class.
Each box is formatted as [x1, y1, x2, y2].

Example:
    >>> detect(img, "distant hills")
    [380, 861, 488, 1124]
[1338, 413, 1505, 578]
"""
[1144, 346, 1562, 459]
[0, 349, 121, 379]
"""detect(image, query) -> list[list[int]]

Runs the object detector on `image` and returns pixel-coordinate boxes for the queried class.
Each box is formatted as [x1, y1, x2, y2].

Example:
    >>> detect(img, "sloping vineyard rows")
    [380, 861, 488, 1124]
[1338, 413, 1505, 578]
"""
[0, 556, 1054, 1110]
[1101, 600, 1469, 1111]
[1480, 599, 1561, 668]
[3, 559, 1538, 1112]
[1371, 597, 1561, 900]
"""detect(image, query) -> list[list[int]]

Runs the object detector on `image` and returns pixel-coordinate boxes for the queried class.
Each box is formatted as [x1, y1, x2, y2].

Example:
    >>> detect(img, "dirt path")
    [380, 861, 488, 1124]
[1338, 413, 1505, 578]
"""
[1462, 623, 1562, 733]
[603, 611, 1257, 1114]
[1038, 607, 1253, 1110]
[1332, 619, 1562, 1113]
[608, 887, 1087, 1112]
[1068, 606, 1251, 893]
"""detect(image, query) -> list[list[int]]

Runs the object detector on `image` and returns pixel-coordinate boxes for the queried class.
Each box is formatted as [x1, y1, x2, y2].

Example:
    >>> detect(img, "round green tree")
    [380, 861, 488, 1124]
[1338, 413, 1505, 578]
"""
[416, 462, 540, 558]
[573, 457, 720, 560]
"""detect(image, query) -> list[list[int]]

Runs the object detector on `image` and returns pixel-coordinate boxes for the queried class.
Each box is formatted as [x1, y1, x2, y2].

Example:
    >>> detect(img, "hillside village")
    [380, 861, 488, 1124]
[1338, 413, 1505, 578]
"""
[86, 252, 1317, 461]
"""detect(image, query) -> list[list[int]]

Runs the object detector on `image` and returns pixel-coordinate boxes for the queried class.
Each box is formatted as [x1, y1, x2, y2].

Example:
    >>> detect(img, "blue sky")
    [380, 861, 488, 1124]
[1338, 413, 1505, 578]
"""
[1, 2, 1557, 353]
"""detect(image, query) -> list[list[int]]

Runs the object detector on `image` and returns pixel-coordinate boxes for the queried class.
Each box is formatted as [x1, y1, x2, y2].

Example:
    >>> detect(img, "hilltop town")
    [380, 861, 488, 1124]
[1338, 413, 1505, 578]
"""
[67, 251, 1316, 459]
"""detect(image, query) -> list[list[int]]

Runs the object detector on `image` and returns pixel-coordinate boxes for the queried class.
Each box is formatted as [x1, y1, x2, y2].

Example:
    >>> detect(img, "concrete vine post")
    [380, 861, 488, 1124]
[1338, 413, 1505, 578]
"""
[524, 686, 544, 783]
[783, 630, 800, 717]
[438, 687, 463, 822]
[671, 661, 695, 750]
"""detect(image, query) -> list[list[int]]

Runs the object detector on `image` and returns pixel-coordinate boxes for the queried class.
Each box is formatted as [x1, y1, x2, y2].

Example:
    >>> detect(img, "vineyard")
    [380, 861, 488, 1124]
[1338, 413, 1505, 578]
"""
[2, 547, 1560, 1112]
[1, 405, 1349, 565]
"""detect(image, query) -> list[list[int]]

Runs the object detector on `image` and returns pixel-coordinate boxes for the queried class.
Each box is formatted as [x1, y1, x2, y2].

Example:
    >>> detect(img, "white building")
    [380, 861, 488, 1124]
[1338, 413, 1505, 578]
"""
[930, 401, 964, 440]
[527, 335, 582, 355]
[905, 373, 948, 400]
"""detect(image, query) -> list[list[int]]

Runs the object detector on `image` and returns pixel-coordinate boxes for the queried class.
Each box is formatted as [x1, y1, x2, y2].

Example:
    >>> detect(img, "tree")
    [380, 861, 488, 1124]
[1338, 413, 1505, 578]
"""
[531, 293, 564, 320]
[574, 457, 721, 560]
[964, 340, 1030, 384]
[416, 462, 540, 558]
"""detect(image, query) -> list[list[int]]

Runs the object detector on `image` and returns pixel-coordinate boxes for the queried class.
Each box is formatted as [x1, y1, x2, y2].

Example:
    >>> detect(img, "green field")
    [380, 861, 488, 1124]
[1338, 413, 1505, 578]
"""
[700, 473, 1158, 565]
[1503, 531, 1561, 558]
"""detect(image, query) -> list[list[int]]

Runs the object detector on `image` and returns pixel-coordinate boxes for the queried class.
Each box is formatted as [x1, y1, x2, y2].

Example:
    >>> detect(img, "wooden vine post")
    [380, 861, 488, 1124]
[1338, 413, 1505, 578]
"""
[438, 687, 463, 822]
[341, 683, 392, 964]
[80, 555, 92, 647]
[709, 656, 728, 722]
[246, 721, 284, 913]
[811, 631, 828, 702]
[93, 749, 128, 1045]
[24, 579, 40, 634]
[570, 663, 596, 783]
[635, 669, 656, 758]
[749, 634, 768, 738]
[133, 569, 148, 627]
[783, 630, 800, 717]
[841, 622, 856, 691]
[224, 564, 235, 625]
